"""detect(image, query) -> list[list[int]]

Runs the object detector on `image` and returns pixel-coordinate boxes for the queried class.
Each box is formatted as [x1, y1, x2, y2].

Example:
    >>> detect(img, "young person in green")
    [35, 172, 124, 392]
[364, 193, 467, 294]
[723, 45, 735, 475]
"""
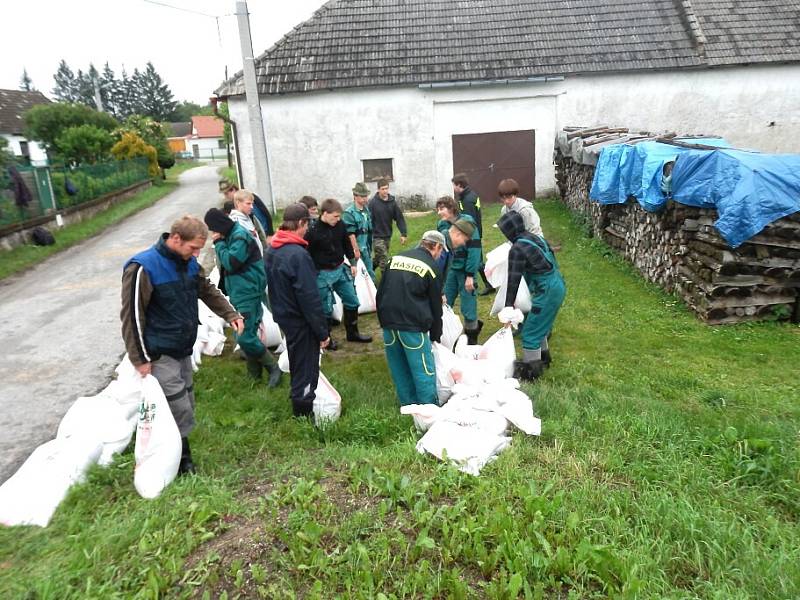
[435, 196, 483, 344]
[204, 208, 281, 387]
[342, 182, 376, 281]
[305, 198, 372, 349]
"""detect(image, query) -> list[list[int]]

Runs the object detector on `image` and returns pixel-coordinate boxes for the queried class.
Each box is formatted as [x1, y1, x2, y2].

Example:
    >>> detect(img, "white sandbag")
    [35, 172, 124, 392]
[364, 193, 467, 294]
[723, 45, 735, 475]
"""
[57, 395, 135, 466]
[258, 303, 283, 348]
[454, 334, 481, 360]
[432, 342, 460, 403]
[331, 293, 343, 323]
[478, 327, 516, 379]
[134, 375, 181, 499]
[416, 421, 511, 476]
[108, 356, 148, 415]
[275, 336, 287, 354]
[440, 304, 463, 351]
[198, 299, 227, 336]
[278, 349, 290, 373]
[483, 242, 512, 288]
[490, 280, 532, 316]
[354, 259, 378, 314]
[314, 372, 341, 426]
[400, 403, 442, 433]
[0, 437, 103, 527]
[495, 388, 542, 436]
[208, 266, 221, 287]
[402, 402, 508, 436]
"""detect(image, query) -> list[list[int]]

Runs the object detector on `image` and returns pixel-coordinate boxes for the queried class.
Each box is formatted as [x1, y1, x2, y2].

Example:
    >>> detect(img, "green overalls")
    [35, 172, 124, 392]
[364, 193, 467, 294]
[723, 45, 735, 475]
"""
[517, 237, 566, 350]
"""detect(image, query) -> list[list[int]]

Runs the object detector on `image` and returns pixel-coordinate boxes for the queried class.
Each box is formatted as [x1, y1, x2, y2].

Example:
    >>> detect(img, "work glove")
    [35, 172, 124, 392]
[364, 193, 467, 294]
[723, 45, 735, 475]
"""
[498, 306, 524, 328]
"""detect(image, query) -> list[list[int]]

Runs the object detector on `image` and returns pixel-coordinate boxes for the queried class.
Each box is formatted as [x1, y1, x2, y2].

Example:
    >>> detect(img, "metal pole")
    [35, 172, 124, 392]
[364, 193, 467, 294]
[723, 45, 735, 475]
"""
[234, 0, 275, 213]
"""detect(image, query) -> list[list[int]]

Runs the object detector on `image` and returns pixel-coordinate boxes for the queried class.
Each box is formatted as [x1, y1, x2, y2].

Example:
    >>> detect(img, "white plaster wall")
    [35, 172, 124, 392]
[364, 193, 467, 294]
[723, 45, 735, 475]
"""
[557, 65, 800, 153]
[187, 136, 226, 158]
[1, 134, 48, 165]
[228, 63, 800, 207]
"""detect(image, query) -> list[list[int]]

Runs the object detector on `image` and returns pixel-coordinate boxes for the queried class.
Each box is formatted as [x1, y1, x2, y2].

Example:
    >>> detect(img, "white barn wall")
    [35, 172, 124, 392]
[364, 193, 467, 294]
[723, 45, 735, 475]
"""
[1, 134, 48, 165]
[229, 63, 800, 208]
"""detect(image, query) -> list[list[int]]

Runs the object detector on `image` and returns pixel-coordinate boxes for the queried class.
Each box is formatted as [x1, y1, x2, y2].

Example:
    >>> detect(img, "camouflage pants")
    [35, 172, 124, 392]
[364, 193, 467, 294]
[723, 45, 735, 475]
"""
[373, 237, 391, 272]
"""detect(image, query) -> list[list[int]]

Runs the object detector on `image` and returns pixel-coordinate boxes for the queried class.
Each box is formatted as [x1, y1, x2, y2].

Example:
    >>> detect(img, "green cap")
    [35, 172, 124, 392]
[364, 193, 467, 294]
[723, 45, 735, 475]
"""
[452, 218, 475, 237]
[352, 182, 370, 196]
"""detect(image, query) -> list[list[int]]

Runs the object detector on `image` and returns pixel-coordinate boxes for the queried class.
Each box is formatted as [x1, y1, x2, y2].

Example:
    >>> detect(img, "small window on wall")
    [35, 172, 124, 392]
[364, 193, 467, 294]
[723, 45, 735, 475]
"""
[218, 139, 226, 149]
[362, 158, 393, 183]
[19, 141, 30, 157]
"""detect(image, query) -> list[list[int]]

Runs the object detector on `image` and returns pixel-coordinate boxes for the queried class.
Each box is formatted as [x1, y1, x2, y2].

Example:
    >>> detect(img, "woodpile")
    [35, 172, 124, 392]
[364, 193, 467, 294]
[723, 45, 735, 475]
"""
[554, 126, 800, 325]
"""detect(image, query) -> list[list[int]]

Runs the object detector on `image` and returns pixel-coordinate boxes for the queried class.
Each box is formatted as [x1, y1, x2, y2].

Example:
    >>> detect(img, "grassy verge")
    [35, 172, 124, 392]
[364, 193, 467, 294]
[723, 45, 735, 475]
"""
[218, 166, 238, 186]
[1, 200, 798, 598]
[0, 162, 200, 281]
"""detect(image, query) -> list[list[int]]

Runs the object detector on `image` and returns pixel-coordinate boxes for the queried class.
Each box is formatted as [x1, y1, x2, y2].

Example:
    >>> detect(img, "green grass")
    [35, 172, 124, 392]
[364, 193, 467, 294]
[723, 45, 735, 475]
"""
[1, 200, 799, 599]
[218, 166, 238, 187]
[0, 162, 201, 281]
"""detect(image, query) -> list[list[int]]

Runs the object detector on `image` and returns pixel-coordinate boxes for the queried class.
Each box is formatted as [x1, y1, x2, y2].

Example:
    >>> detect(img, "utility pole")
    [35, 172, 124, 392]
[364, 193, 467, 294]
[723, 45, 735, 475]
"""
[234, 0, 275, 213]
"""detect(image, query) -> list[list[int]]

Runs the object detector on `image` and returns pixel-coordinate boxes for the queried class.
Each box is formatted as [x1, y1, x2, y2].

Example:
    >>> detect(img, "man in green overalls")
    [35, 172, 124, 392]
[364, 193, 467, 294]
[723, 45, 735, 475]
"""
[435, 196, 483, 344]
[342, 182, 376, 281]
[376, 230, 446, 406]
[496, 211, 566, 381]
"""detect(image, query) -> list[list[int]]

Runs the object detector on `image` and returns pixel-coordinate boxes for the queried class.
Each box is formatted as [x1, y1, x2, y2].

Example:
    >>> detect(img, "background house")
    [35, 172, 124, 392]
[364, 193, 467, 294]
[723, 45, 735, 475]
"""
[0, 89, 50, 165]
[216, 0, 800, 208]
[187, 115, 226, 159]
[165, 121, 192, 154]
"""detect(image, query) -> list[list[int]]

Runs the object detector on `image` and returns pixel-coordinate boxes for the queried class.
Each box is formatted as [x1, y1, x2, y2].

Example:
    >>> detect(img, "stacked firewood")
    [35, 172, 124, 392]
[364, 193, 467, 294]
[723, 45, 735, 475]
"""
[554, 127, 800, 324]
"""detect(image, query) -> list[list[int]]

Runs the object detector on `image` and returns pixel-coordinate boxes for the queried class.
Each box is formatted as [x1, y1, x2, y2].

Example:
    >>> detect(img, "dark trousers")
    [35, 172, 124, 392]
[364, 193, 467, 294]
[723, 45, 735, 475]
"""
[281, 319, 320, 416]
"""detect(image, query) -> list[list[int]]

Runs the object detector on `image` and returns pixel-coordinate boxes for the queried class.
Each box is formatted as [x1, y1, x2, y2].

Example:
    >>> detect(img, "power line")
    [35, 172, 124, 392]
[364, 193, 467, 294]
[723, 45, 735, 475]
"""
[141, 0, 228, 19]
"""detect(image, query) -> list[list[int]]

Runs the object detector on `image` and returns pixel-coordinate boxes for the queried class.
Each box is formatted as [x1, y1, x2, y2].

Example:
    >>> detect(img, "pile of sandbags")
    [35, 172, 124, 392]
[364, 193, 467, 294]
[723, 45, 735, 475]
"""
[403, 325, 541, 475]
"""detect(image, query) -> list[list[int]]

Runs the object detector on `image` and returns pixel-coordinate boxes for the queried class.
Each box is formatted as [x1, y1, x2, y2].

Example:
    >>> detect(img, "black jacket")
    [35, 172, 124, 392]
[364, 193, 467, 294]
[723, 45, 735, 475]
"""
[458, 186, 483, 236]
[369, 193, 407, 239]
[304, 219, 355, 270]
[376, 246, 443, 342]
[265, 233, 328, 341]
[497, 212, 557, 306]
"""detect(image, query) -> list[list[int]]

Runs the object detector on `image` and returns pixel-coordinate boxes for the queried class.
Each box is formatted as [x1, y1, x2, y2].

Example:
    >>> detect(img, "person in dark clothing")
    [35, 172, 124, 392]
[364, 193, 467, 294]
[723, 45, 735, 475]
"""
[265, 204, 331, 417]
[305, 198, 372, 349]
[298, 196, 320, 232]
[496, 211, 566, 382]
[204, 208, 281, 387]
[368, 179, 407, 276]
[452, 172, 494, 296]
[121, 215, 243, 474]
[376, 230, 445, 406]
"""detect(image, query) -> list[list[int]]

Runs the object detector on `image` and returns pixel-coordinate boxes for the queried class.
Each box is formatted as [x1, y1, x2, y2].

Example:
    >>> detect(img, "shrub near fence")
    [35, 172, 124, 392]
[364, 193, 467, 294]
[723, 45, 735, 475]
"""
[50, 157, 150, 209]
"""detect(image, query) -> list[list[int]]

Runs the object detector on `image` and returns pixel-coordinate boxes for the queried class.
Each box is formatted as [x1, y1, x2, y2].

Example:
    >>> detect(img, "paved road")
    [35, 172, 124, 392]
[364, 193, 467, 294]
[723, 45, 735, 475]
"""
[0, 165, 223, 484]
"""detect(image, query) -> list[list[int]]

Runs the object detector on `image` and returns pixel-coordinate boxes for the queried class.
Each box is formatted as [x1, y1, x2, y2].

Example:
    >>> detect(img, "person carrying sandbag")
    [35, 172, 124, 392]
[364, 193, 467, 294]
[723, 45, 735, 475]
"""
[496, 211, 566, 382]
[121, 216, 244, 475]
[204, 208, 282, 388]
[376, 230, 446, 406]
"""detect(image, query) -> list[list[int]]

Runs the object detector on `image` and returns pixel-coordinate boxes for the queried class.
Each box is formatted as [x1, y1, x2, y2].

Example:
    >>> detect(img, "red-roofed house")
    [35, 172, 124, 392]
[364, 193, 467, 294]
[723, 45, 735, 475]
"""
[187, 115, 226, 159]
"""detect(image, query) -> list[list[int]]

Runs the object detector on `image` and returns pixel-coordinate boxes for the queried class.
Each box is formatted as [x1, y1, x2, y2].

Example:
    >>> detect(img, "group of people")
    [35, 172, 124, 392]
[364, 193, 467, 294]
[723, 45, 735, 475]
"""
[119, 173, 565, 474]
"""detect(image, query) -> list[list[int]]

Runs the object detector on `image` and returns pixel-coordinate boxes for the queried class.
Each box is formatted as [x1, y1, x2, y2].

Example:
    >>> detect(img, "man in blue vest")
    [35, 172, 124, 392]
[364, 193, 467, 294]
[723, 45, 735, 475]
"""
[121, 215, 243, 474]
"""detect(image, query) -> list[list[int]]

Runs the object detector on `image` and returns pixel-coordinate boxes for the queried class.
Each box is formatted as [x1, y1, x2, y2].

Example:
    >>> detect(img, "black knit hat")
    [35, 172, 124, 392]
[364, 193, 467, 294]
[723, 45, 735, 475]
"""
[204, 208, 235, 237]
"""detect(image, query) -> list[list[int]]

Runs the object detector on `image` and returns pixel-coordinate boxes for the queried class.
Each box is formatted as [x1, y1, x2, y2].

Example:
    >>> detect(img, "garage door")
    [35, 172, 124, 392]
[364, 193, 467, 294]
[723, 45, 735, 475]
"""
[452, 130, 535, 204]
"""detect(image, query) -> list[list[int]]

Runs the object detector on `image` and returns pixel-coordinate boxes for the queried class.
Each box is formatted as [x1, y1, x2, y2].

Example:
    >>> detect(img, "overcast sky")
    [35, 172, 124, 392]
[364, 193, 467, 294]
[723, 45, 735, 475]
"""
[0, 0, 327, 105]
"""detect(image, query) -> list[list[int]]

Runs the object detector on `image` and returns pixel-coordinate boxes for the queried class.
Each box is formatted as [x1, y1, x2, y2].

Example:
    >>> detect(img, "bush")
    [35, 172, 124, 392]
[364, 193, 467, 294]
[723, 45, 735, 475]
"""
[24, 103, 118, 155]
[111, 133, 159, 177]
[53, 125, 114, 165]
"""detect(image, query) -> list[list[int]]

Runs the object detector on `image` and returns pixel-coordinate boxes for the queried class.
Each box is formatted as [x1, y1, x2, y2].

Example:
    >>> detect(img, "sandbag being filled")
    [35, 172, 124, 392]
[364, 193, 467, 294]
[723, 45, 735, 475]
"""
[134, 375, 181, 499]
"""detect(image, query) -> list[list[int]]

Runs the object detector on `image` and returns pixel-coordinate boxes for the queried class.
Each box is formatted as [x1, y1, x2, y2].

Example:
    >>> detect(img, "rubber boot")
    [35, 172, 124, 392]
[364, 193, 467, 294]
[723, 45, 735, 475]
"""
[178, 437, 196, 475]
[478, 269, 495, 296]
[292, 396, 314, 418]
[260, 352, 283, 388]
[465, 320, 483, 345]
[327, 317, 340, 328]
[542, 350, 552, 369]
[344, 308, 372, 343]
[327, 336, 339, 351]
[245, 355, 263, 380]
[512, 360, 545, 382]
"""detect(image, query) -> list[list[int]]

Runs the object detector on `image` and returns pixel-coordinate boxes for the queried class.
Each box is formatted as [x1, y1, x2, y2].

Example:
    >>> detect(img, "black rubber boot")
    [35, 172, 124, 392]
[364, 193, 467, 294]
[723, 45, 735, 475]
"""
[512, 360, 545, 382]
[344, 308, 372, 343]
[465, 320, 484, 345]
[478, 269, 495, 296]
[245, 355, 263, 380]
[292, 396, 314, 418]
[327, 317, 340, 328]
[541, 350, 552, 369]
[178, 437, 196, 475]
[260, 352, 283, 388]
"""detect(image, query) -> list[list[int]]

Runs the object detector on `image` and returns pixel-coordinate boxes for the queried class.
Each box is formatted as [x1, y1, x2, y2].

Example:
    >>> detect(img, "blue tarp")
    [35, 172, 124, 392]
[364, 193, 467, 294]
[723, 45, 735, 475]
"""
[670, 149, 800, 248]
[589, 138, 730, 211]
[589, 139, 800, 247]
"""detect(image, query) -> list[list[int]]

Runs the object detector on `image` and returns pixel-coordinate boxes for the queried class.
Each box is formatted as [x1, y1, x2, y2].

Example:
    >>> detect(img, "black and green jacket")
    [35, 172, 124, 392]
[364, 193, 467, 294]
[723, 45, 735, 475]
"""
[436, 213, 481, 276]
[213, 222, 266, 304]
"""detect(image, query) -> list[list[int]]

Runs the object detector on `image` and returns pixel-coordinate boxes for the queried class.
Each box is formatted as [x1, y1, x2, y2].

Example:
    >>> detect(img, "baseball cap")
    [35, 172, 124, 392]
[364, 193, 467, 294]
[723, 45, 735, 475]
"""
[283, 203, 310, 221]
[421, 230, 446, 246]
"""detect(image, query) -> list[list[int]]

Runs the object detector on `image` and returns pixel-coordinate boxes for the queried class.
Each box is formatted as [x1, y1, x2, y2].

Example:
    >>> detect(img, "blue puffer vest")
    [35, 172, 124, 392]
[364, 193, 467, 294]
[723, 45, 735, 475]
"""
[124, 234, 200, 359]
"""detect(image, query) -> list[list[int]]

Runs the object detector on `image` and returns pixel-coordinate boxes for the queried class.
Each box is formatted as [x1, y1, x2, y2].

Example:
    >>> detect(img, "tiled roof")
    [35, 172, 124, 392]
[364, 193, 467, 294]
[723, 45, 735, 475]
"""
[191, 115, 224, 138]
[215, 0, 800, 97]
[0, 89, 51, 135]
[166, 122, 192, 138]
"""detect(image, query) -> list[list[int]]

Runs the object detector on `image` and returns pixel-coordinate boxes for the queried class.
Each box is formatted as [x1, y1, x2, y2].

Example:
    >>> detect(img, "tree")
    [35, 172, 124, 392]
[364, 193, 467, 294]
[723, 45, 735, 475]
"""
[24, 102, 118, 156]
[54, 125, 114, 165]
[115, 115, 173, 175]
[134, 62, 177, 121]
[0, 137, 13, 168]
[111, 132, 159, 177]
[20, 69, 34, 92]
[52, 60, 80, 103]
[115, 68, 138, 119]
[169, 101, 213, 122]
[100, 63, 121, 118]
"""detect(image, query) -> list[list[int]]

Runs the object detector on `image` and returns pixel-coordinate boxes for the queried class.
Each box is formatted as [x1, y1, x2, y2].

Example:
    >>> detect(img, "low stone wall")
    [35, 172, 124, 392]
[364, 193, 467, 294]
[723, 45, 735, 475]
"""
[555, 128, 800, 325]
[0, 180, 151, 251]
